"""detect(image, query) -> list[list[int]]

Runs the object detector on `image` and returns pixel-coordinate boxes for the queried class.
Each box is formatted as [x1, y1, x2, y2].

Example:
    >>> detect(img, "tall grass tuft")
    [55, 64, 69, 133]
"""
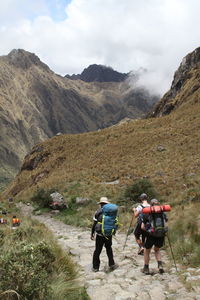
[167, 202, 200, 267]
[49, 276, 89, 300]
[0, 218, 87, 299]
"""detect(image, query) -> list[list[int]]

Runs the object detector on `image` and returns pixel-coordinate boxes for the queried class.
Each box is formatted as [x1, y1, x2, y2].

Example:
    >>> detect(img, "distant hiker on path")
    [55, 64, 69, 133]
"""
[132, 193, 150, 255]
[12, 216, 21, 227]
[91, 197, 118, 272]
[141, 198, 168, 274]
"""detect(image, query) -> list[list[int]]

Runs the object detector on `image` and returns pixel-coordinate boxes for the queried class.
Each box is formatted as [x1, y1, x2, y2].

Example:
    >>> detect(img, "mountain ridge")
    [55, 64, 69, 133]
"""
[0, 49, 157, 185]
[65, 64, 129, 82]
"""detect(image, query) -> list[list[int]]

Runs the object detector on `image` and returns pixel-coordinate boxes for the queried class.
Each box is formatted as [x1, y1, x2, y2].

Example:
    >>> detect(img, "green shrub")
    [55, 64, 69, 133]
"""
[30, 188, 52, 208]
[0, 219, 86, 299]
[0, 241, 55, 299]
[124, 178, 158, 204]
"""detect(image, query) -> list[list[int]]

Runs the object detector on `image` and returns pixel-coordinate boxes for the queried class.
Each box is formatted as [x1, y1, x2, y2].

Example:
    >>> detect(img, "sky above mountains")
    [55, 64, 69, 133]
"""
[0, 0, 199, 95]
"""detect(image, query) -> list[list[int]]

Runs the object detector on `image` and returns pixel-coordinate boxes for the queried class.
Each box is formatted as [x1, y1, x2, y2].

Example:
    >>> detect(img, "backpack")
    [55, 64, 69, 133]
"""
[12, 218, 20, 226]
[146, 212, 168, 238]
[96, 203, 119, 237]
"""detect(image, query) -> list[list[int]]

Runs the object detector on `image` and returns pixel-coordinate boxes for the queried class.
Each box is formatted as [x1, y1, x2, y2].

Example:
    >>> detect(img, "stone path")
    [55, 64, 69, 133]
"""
[19, 204, 200, 300]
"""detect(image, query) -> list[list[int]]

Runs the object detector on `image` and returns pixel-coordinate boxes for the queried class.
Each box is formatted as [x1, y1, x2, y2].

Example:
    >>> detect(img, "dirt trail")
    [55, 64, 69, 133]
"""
[19, 204, 199, 300]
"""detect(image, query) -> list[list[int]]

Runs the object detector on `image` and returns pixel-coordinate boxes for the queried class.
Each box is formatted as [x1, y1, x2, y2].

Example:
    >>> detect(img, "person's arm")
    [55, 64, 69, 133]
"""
[134, 208, 139, 217]
[164, 212, 168, 222]
[133, 205, 141, 217]
[91, 209, 101, 240]
[141, 222, 145, 231]
[91, 220, 97, 240]
[141, 214, 149, 231]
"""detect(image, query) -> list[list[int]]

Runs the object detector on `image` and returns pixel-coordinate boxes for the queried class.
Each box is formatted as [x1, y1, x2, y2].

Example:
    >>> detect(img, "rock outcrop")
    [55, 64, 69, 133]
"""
[150, 46, 200, 117]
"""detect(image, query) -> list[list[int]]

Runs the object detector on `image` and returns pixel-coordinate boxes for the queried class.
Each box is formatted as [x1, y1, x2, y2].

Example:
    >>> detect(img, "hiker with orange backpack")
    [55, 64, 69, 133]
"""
[12, 216, 21, 227]
[91, 197, 119, 272]
[141, 198, 170, 274]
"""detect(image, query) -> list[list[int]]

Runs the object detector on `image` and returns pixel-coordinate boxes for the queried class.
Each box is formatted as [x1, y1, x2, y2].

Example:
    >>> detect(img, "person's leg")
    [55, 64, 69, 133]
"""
[104, 236, 115, 267]
[154, 246, 161, 262]
[144, 248, 151, 265]
[142, 248, 151, 274]
[142, 231, 147, 245]
[92, 235, 104, 270]
[142, 235, 154, 274]
[154, 246, 164, 273]
[134, 224, 144, 254]
[154, 237, 165, 273]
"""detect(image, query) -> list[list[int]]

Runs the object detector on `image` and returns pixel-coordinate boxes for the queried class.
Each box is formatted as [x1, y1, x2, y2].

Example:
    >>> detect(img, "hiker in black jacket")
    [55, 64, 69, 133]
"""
[91, 197, 118, 272]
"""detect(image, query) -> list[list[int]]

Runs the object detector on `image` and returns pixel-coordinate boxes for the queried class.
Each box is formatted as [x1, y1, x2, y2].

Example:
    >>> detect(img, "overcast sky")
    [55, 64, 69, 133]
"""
[0, 0, 199, 95]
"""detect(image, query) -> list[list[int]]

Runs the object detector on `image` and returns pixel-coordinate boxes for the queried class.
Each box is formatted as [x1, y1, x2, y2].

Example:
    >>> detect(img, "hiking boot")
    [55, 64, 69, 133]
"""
[142, 266, 150, 275]
[109, 263, 119, 271]
[158, 266, 165, 274]
[92, 268, 99, 272]
[158, 261, 164, 274]
[138, 248, 144, 255]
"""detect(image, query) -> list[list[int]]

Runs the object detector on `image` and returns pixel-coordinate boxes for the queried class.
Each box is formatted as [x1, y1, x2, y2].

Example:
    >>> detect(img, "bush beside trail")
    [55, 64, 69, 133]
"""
[0, 219, 89, 300]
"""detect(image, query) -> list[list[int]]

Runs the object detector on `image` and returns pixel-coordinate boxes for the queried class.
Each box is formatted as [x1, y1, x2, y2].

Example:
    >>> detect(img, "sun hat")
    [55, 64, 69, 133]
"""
[98, 197, 110, 204]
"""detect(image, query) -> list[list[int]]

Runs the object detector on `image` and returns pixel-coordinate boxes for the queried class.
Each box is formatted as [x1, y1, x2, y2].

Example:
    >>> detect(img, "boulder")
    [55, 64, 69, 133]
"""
[75, 197, 90, 205]
[50, 192, 67, 210]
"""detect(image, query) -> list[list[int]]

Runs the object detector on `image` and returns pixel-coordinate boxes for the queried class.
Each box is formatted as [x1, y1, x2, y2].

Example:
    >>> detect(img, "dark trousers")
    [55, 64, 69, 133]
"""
[92, 234, 115, 269]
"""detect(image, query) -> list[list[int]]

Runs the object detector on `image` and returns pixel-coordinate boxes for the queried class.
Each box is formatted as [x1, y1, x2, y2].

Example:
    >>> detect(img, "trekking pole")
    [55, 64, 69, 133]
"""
[166, 232, 178, 272]
[123, 213, 134, 250]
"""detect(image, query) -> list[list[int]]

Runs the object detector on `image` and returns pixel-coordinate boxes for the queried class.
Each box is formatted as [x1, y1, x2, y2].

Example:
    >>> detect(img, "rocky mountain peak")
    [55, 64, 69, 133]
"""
[7, 49, 51, 72]
[149, 46, 200, 117]
[65, 64, 128, 82]
[171, 46, 200, 95]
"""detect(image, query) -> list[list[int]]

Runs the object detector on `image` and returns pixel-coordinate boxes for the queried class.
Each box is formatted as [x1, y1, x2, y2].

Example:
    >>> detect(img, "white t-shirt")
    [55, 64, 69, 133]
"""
[135, 202, 150, 213]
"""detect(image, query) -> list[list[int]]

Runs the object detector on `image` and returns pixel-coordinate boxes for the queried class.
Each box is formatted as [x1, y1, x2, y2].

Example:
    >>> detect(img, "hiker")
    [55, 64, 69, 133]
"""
[91, 197, 118, 272]
[12, 216, 20, 227]
[0, 217, 7, 224]
[132, 193, 150, 255]
[8, 197, 13, 203]
[141, 198, 168, 274]
[8, 197, 13, 208]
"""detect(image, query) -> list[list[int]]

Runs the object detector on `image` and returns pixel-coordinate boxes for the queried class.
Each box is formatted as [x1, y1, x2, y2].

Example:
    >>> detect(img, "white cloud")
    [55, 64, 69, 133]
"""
[0, 0, 199, 95]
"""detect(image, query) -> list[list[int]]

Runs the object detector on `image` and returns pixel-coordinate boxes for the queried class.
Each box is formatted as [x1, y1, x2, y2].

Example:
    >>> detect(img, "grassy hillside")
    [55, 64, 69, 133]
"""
[4, 70, 199, 205]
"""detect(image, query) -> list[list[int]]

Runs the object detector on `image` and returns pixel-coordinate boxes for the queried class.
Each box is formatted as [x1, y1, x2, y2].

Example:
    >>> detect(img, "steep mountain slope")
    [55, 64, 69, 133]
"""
[4, 47, 200, 202]
[0, 49, 158, 184]
[150, 46, 200, 116]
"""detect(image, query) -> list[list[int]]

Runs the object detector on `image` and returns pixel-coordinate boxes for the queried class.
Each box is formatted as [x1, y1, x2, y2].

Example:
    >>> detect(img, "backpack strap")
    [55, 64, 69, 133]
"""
[101, 215, 111, 240]
[99, 215, 120, 240]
